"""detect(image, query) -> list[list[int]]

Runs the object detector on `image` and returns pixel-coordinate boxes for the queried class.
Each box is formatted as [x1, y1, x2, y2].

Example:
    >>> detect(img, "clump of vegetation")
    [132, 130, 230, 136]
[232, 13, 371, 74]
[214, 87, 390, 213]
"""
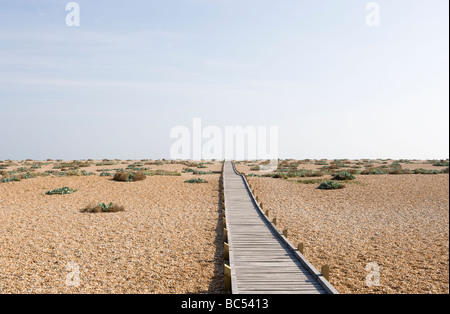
[278, 160, 300, 169]
[300, 170, 324, 178]
[320, 164, 342, 171]
[100, 171, 113, 177]
[131, 172, 147, 181]
[144, 170, 181, 176]
[264, 169, 324, 179]
[15, 167, 32, 173]
[413, 168, 446, 175]
[53, 161, 92, 170]
[273, 173, 288, 179]
[332, 172, 356, 181]
[179, 161, 197, 167]
[113, 172, 130, 181]
[193, 170, 214, 175]
[331, 161, 347, 168]
[58, 170, 80, 177]
[126, 163, 149, 171]
[1, 172, 38, 183]
[113, 171, 147, 182]
[360, 168, 387, 175]
[57, 170, 95, 177]
[250, 166, 260, 171]
[81, 202, 125, 213]
[184, 178, 207, 183]
[95, 161, 116, 166]
[183, 168, 195, 173]
[433, 161, 449, 167]
[46, 187, 78, 195]
[298, 179, 324, 185]
[1, 177, 21, 183]
[317, 181, 345, 190]
[388, 168, 411, 175]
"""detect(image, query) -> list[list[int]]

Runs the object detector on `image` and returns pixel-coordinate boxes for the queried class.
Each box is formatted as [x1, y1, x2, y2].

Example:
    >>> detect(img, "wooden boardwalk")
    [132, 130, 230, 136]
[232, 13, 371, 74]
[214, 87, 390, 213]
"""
[223, 161, 339, 294]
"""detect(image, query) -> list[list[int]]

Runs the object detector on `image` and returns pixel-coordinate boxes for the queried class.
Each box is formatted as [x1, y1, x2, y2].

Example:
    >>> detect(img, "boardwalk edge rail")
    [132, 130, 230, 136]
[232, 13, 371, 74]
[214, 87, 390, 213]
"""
[222, 161, 238, 293]
[230, 161, 340, 295]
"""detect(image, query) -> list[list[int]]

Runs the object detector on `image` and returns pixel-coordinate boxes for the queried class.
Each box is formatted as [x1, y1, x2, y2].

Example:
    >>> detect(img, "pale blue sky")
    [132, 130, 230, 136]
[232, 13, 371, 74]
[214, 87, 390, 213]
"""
[0, 0, 448, 160]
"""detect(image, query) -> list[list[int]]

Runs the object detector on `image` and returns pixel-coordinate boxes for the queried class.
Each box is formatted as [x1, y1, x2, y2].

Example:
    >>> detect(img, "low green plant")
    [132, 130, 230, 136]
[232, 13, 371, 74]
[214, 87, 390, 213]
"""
[413, 168, 444, 175]
[58, 170, 81, 177]
[184, 178, 207, 183]
[265, 173, 287, 179]
[388, 168, 411, 175]
[16, 167, 32, 173]
[46, 187, 78, 195]
[193, 170, 214, 175]
[360, 168, 387, 175]
[332, 172, 356, 181]
[1, 177, 21, 183]
[81, 171, 95, 176]
[95, 161, 116, 166]
[317, 181, 345, 190]
[81, 202, 125, 213]
[298, 179, 324, 185]
[144, 170, 181, 176]
[300, 170, 324, 178]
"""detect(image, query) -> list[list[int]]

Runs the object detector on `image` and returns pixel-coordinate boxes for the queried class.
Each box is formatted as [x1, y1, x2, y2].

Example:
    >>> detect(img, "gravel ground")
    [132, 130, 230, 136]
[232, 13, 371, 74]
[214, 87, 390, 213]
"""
[1, 159, 447, 294]
[243, 170, 449, 294]
[0, 171, 224, 294]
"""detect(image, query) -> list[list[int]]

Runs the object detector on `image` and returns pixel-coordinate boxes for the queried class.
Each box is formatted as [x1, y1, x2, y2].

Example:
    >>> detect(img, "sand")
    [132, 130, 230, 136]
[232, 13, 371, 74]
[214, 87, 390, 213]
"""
[0, 161, 224, 294]
[241, 169, 449, 294]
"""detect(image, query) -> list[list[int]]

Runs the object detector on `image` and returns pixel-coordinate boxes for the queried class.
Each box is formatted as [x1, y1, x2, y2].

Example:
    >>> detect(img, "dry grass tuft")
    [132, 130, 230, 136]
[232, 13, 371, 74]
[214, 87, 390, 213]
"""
[132, 171, 147, 181]
[113, 172, 130, 182]
[81, 202, 125, 213]
[113, 171, 147, 182]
